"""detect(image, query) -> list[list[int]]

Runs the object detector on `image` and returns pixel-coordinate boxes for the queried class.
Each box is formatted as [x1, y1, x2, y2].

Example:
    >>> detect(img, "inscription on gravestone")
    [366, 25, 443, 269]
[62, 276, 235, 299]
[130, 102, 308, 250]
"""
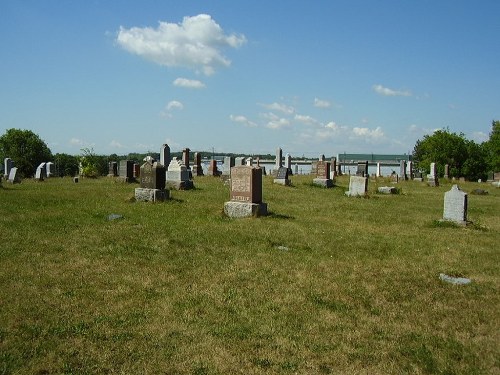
[316, 161, 330, 179]
[230, 166, 262, 203]
[443, 185, 468, 225]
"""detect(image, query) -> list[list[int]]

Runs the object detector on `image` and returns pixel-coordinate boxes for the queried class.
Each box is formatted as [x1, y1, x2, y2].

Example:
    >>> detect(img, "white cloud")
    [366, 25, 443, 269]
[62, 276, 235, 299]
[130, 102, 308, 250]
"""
[351, 126, 384, 140]
[229, 114, 258, 127]
[166, 100, 184, 111]
[372, 84, 412, 97]
[294, 114, 319, 126]
[260, 102, 295, 115]
[116, 14, 246, 75]
[173, 77, 206, 89]
[472, 131, 488, 143]
[262, 112, 291, 129]
[313, 98, 331, 108]
[110, 140, 125, 148]
[70, 138, 83, 146]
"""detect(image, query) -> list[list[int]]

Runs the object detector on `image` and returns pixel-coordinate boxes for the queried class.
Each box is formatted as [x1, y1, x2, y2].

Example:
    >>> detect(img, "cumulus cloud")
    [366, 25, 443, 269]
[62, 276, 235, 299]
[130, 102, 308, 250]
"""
[173, 77, 206, 89]
[70, 138, 84, 146]
[294, 114, 319, 126]
[260, 102, 295, 115]
[262, 112, 291, 129]
[166, 100, 184, 111]
[352, 126, 384, 140]
[110, 140, 125, 148]
[313, 98, 332, 108]
[229, 114, 258, 127]
[116, 14, 246, 75]
[472, 131, 488, 143]
[372, 84, 412, 97]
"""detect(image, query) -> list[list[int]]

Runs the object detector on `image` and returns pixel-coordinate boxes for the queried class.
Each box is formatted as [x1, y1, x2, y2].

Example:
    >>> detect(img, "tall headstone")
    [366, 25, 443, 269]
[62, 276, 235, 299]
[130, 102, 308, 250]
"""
[285, 153, 292, 175]
[427, 162, 439, 187]
[208, 159, 220, 176]
[319, 154, 326, 162]
[345, 176, 368, 197]
[376, 162, 381, 177]
[276, 148, 283, 169]
[135, 158, 169, 202]
[330, 157, 337, 178]
[192, 152, 204, 177]
[407, 161, 413, 180]
[222, 156, 235, 176]
[133, 163, 140, 179]
[313, 161, 333, 188]
[46, 162, 55, 178]
[294, 163, 299, 175]
[443, 185, 467, 225]
[35, 163, 46, 181]
[119, 160, 134, 182]
[399, 160, 407, 180]
[245, 157, 253, 166]
[107, 161, 118, 177]
[8, 167, 20, 184]
[235, 157, 245, 166]
[444, 164, 450, 179]
[4, 158, 14, 177]
[166, 157, 194, 190]
[160, 144, 171, 169]
[182, 148, 190, 169]
[224, 166, 267, 218]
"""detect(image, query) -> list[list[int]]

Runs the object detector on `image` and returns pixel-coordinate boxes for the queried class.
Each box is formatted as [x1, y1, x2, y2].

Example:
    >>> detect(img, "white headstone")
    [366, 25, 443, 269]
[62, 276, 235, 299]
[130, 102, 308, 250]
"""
[376, 162, 381, 177]
[345, 176, 368, 197]
[35, 163, 46, 180]
[443, 185, 468, 225]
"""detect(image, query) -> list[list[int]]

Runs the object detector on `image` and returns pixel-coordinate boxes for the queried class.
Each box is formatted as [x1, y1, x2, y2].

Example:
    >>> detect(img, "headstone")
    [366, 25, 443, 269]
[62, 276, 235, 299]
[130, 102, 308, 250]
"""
[192, 152, 204, 177]
[208, 159, 220, 176]
[46, 162, 55, 178]
[407, 161, 413, 180]
[4, 158, 14, 177]
[444, 164, 450, 179]
[135, 158, 169, 202]
[222, 156, 235, 175]
[8, 167, 20, 184]
[427, 162, 439, 187]
[276, 148, 283, 169]
[337, 162, 342, 176]
[107, 161, 118, 177]
[345, 176, 368, 197]
[274, 166, 291, 186]
[399, 160, 407, 180]
[443, 185, 467, 225]
[160, 144, 171, 169]
[294, 163, 299, 175]
[376, 162, 381, 177]
[390, 172, 399, 183]
[234, 157, 245, 166]
[310, 161, 318, 176]
[35, 163, 46, 181]
[330, 157, 337, 178]
[73, 176, 79, 183]
[166, 157, 194, 190]
[285, 153, 292, 175]
[414, 172, 423, 182]
[313, 161, 333, 188]
[133, 163, 140, 179]
[378, 186, 398, 194]
[224, 166, 267, 218]
[356, 161, 368, 177]
[319, 154, 325, 162]
[182, 148, 190, 169]
[119, 160, 134, 182]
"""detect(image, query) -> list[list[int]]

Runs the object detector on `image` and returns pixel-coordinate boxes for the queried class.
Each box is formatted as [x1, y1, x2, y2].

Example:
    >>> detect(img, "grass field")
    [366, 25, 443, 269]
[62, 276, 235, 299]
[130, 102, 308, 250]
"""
[1, 174, 499, 374]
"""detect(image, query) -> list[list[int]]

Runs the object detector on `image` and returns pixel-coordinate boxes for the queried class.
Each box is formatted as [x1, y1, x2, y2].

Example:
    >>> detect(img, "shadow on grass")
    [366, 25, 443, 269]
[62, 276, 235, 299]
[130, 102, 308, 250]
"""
[428, 220, 488, 231]
[266, 211, 295, 220]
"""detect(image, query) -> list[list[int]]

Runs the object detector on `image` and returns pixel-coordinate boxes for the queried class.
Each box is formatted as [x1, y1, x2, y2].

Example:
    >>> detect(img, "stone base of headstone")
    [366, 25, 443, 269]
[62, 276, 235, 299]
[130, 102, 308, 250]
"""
[427, 176, 439, 187]
[191, 165, 204, 177]
[224, 201, 268, 218]
[377, 186, 398, 194]
[413, 177, 423, 182]
[166, 180, 194, 190]
[135, 188, 170, 202]
[312, 178, 333, 188]
[273, 179, 291, 186]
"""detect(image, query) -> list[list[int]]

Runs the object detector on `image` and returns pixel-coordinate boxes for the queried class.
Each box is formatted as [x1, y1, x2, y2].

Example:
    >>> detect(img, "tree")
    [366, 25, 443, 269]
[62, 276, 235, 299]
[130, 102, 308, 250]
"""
[78, 148, 100, 178]
[485, 120, 500, 172]
[412, 128, 468, 177]
[0, 128, 52, 178]
[54, 153, 79, 177]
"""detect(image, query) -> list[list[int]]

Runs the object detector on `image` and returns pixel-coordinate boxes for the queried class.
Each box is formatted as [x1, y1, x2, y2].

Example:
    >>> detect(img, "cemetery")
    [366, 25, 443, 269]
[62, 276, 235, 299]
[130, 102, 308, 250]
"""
[0, 159, 499, 374]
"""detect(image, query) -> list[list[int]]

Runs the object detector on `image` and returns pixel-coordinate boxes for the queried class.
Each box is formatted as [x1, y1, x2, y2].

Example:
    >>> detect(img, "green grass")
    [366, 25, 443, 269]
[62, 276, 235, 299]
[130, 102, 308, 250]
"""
[1, 175, 499, 374]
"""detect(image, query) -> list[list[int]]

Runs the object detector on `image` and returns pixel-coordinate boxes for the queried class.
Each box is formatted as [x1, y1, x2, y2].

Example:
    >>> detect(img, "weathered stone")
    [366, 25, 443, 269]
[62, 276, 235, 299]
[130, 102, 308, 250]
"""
[223, 201, 268, 218]
[8, 167, 20, 184]
[166, 157, 194, 190]
[377, 186, 398, 194]
[134, 187, 170, 202]
[140, 159, 166, 190]
[119, 160, 134, 182]
[443, 184, 467, 225]
[230, 166, 262, 203]
[345, 176, 368, 197]
[274, 166, 291, 185]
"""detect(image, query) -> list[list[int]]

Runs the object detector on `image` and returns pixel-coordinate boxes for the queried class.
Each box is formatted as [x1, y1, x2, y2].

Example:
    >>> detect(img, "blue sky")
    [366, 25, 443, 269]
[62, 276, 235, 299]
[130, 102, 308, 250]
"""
[1, 1, 499, 157]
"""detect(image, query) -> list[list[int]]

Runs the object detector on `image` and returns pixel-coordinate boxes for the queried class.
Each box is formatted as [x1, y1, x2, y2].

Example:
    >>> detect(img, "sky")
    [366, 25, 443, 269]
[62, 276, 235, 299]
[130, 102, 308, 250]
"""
[1, 1, 499, 157]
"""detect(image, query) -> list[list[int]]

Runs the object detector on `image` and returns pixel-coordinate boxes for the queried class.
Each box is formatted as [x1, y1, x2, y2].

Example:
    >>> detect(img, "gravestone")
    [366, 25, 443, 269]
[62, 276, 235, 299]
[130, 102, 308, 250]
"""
[345, 176, 368, 197]
[313, 161, 333, 188]
[182, 148, 190, 169]
[276, 148, 283, 169]
[166, 157, 194, 190]
[294, 163, 299, 175]
[310, 161, 318, 176]
[443, 185, 467, 225]
[222, 156, 235, 176]
[444, 164, 450, 179]
[46, 162, 55, 178]
[35, 163, 46, 181]
[224, 166, 267, 218]
[4, 158, 14, 177]
[399, 160, 407, 180]
[414, 172, 423, 182]
[274, 166, 291, 186]
[135, 157, 169, 202]
[390, 172, 399, 183]
[160, 144, 171, 169]
[234, 157, 245, 166]
[8, 167, 20, 184]
[378, 186, 398, 194]
[192, 152, 204, 177]
[427, 162, 439, 187]
[119, 160, 134, 182]
[285, 153, 292, 175]
[407, 161, 413, 180]
[376, 162, 381, 177]
[208, 159, 220, 176]
[107, 161, 118, 177]
[337, 162, 342, 176]
[330, 157, 337, 178]
[356, 161, 368, 177]
[133, 163, 140, 179]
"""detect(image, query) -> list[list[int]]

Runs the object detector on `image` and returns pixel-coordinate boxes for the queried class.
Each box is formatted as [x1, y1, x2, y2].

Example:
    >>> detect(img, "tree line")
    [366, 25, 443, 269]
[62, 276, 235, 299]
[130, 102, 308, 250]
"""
[1, 121, 499, 180]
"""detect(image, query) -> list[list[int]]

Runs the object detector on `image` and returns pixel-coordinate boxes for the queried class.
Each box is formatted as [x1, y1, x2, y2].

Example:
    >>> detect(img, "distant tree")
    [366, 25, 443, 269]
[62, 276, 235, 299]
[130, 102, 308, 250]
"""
[78, 148, 100, 178]
[54, 153, 79, 177]
[0, 128, 52, 178]
[484, 120, 500, 172]
[461, 140, 488, 181]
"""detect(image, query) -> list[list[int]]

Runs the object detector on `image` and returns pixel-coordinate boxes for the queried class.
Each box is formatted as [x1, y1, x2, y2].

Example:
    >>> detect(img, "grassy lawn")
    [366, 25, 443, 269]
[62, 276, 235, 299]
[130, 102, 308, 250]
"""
[1, 174, 499, 374]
